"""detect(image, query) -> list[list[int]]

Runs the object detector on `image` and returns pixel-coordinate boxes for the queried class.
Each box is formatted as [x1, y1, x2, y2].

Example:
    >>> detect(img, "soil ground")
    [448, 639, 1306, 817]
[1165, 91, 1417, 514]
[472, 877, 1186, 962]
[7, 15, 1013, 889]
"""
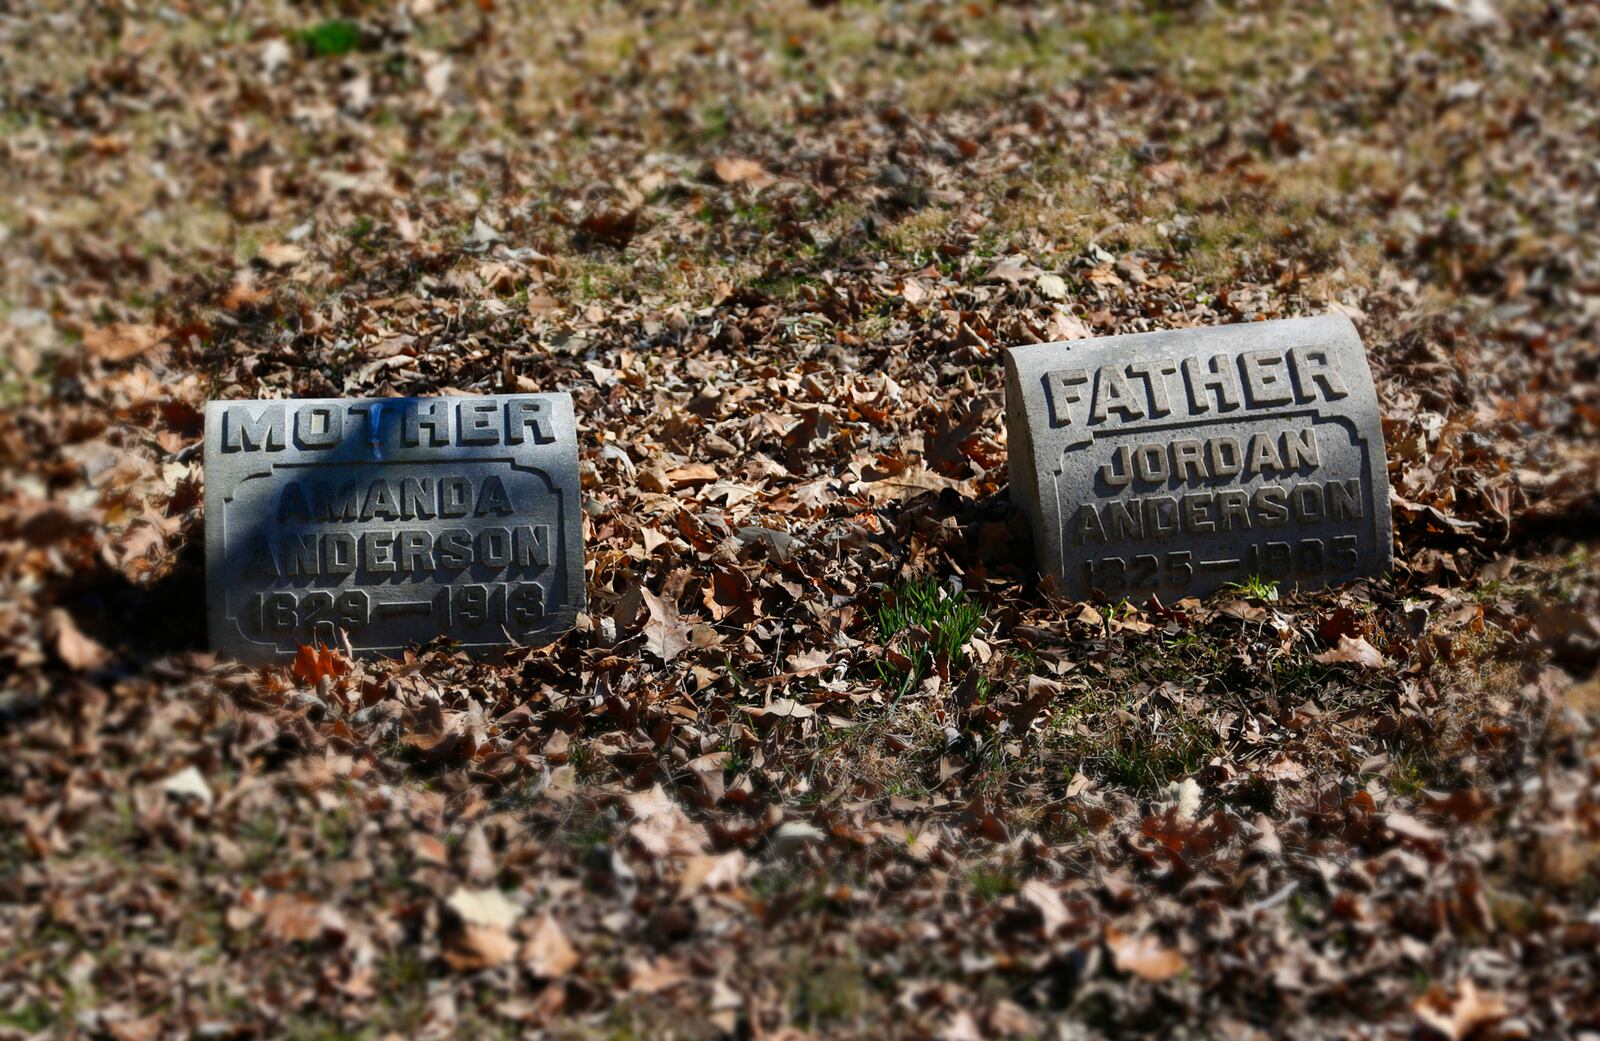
[2, 2, 1599, 1039]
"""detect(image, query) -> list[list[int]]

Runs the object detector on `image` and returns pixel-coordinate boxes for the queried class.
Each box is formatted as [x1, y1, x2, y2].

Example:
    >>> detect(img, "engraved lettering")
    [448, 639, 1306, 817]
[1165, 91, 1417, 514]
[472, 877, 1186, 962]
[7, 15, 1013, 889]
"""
[1091, 365, 1146, 422]
[1171, 439, 1207, 482]
[244, 535, 279, 577]
[403, 399, 450, 447]
[223, 402, 286, 452]
[294, 404, 343, 450]
[1106, 500, 1143, 540]
[1240, 351, 1293, 407]
[1183, 354, 1241, 413]
[1328, 479, 1362, 520]
[1145, 496, 1179, 538]
[364, 530, 397, 572]
[314, 482, 362, 522]
[438, 528, 473, 568]
[459, 400, 500, 445]
[1289, 344, 1349, 401]
[440, 477, 471, 518]
[1282, 428, 1320, 471]
[286, 535, 320, 576]
[1209, 436, 1243, 478]
[1126, 360, 1179, 417]
[1291, 483, 1324, 522]
[514, 524, 552, 567]
[1099, 445, 1133, 488]
[279, 483, 312, 523]
[324, 532, 356, 574]
[1181, 492, 1215, 533]
[478, 527, 511, 568]
[1246, 433, 1284, 476]
[1134, 444, 1168, 483]
[401, 477, 437, 520]
[475, 475, 514, 517]
[1253, 485, 1289, 526]
[1216, 489, 1251, 531]
[1045, 370, 1090, 427]
[506, 399, 557, 444]
[399, 529, 435, 571]
[1073, 504, 1106, 544]
[362, 480, 402, 522]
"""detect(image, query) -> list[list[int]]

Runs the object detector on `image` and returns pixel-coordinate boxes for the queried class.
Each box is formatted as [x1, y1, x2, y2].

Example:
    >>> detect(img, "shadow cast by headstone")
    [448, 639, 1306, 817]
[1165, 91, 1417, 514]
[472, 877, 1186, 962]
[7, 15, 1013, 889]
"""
[58, 532, 209, 665]
[889, 485, 1039, 589]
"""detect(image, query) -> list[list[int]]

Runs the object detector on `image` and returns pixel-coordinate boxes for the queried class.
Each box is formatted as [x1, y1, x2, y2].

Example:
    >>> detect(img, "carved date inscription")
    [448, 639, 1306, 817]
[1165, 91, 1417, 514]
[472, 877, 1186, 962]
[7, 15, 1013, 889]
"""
[204, 394, 584, 662]
[1005, 316, 1393, 600]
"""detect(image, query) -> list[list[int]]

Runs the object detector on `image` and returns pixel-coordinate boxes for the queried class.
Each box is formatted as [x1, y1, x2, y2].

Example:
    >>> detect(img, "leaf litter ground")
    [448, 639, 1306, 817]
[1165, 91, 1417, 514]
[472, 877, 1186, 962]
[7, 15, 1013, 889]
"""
[2, 2, 1599, 1039]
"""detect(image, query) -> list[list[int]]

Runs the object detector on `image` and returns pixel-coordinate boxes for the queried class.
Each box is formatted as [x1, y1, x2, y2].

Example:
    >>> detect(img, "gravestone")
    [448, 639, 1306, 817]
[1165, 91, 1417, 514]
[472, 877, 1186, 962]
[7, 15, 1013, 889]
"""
[1005, 315, 1392, 600]
[204, 394, 584, 662]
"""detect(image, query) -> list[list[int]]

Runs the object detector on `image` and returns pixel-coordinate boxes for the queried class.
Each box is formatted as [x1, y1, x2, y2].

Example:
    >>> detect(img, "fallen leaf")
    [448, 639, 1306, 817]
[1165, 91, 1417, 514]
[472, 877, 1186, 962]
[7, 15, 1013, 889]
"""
[1106, 927, 1187, 981]
[46, 608, 108, 671]
[626, 784, 709, 858]
[628, 956, 689, 994]
[445, 887, 521, 930]
[1313, 634, 1386, 668]
[259, 892, 330, 944]
[292, 643, 349, 685]
[1045, 307, 1091, 341]
[713, 156, 775, 187]
[257, 242, 307, 269]
[82, 323, 167, 363]
[983, 254, 1044, 285]
[641, 588, 691, 663]
[443, 921, 519, 972]
[1385, 812, 1444, 848]
[1021, 879, 1070, 933]
[160, 765, 213, 807]
[442, 887, 521, 971]
[523, 912, 580, 979]
[678, 851, 746, 898]
[1414, 979, 1510, 1041]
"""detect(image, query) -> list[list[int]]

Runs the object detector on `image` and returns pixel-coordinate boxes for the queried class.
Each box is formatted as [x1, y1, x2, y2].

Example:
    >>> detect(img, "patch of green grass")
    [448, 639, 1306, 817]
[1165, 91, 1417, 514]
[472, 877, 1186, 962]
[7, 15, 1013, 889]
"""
[1101, 716, 1214, 793]
[0, 1004, 57, 1032]
[967, 865, 1018, 903]
[302, 20, 360, 59]
[873, 577, 985, 702]
[1226, 575, 1281, 602]
[1049, 687, 1216, 795]
[790, 953, 870, 1028]
[698, 102, 732, 142]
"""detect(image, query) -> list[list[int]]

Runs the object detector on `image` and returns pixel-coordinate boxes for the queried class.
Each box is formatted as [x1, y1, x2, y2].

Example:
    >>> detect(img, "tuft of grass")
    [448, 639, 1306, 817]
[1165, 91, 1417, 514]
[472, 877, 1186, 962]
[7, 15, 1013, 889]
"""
[873, 577, 984, 702]
[1048, 686, 1218, 795]
[967, 865, 1018, 903]
[1101, 716, 1215, 793]
[302, 20, 360, 58]
[1226, 575, 1281, 602]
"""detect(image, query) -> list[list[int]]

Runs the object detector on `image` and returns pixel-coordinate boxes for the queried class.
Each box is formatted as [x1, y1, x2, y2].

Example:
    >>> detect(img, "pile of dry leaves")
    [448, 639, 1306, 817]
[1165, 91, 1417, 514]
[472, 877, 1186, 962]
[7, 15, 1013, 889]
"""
[2, 1, 1598, 1038]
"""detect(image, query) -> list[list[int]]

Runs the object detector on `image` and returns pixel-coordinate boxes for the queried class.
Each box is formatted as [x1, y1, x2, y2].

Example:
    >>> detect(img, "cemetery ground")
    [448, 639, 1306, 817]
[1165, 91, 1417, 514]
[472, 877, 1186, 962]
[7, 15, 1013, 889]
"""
[2, 2, 1599, 1038]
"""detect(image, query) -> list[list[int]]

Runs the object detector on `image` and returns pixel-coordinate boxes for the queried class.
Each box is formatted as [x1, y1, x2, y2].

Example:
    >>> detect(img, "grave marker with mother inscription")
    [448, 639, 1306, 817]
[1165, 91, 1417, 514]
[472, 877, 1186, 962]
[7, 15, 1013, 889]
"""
[1005, 315, 1392, 600]
[204, 394, 585, 662]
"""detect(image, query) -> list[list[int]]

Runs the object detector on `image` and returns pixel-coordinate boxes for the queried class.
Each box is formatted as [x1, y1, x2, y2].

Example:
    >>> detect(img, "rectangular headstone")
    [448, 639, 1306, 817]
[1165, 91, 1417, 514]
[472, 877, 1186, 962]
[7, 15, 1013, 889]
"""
[1005, 316, 1392, 601]
[204, 394, 584, 662]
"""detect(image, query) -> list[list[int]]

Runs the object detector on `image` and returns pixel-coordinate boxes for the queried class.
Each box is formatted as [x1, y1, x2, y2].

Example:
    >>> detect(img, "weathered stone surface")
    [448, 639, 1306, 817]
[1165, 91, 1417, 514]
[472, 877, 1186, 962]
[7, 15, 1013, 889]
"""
[1005, 316, 1392, 600]
[204, 394, 584, 662]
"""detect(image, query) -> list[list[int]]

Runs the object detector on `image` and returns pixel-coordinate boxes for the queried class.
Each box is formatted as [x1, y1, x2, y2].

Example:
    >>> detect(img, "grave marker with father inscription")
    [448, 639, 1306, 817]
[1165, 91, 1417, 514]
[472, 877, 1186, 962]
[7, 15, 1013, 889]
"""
[204, 394, 585, 662]
[1005, 315, 1392, 600]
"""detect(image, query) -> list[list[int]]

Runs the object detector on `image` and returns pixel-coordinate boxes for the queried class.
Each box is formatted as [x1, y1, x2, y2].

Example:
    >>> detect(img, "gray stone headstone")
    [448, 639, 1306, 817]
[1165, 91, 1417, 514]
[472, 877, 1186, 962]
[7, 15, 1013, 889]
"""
[204, 394, 585, 662]
[1005, 316, 1392, 600]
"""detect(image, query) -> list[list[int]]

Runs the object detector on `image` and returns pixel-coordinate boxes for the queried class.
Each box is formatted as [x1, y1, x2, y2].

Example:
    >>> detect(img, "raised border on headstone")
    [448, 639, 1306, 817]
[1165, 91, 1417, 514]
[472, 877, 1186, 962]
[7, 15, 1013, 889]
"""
[1005, 315, 1392, 601]
[204, 394, 584, 662]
